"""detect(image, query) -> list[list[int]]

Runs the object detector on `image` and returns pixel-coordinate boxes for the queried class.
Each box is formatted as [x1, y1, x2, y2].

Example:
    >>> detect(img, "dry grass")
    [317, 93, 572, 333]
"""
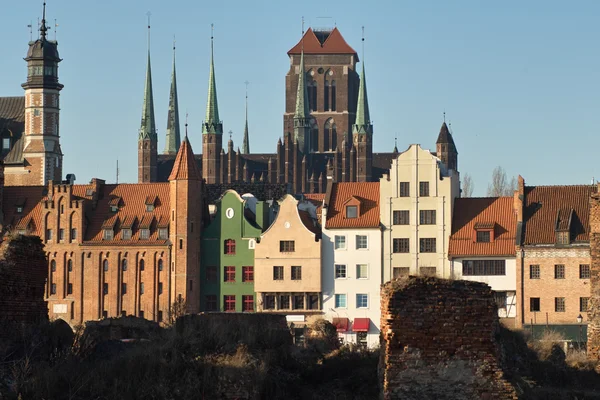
[566, 350, 597, 371]
[530, 329, 566, 361]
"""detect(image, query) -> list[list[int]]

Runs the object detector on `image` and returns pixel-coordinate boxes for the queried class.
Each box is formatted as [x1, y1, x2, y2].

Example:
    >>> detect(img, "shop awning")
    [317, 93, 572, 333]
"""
[332, 317, 349, 332]
[353, 318, 370, 332]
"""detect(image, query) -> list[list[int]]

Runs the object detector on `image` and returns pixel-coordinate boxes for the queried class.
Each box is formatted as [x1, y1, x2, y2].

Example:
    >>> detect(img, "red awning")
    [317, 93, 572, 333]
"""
[353, 318, 370, 332]
[332, 317, 349, 332]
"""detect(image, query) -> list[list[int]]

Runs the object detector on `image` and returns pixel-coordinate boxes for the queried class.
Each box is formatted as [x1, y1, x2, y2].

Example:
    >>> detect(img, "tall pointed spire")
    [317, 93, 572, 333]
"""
[164, 39, 181, 154]
[293, 18, 311, 154]
[139, 16, 156, 141]
[40, 2, 48, 40]
[242, 81, 250, 154]
[294, 51, 310, 119]
[353, 27, 372, 135]
[203, 24, 222, 135]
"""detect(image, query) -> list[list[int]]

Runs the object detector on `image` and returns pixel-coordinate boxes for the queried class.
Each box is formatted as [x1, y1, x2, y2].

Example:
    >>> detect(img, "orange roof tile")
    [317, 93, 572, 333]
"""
[287, 27, 358, 58]
[326, 182, 380, 229]
[449, 197, 516, 257]
[168, 137, 201, 181]
[523, 185, 596, 245]
[3, 186, 46, 236]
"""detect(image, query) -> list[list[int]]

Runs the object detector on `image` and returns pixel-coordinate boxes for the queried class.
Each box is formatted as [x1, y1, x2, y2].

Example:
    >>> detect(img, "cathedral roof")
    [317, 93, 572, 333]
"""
[168, 137, 201, 181]
[287, 27, 358, 59]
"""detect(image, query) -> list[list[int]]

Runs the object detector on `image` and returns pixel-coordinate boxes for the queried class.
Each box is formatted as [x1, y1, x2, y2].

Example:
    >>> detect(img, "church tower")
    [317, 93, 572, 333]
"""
[202, 29, 223, 184]
[436, 121, 458, 172]
[241, 85, 250, 154]
[21, 2, 64, 185]
[138, 23, 157, 183]
[164, 42, 181, 155]
[352, 55, 373, 182]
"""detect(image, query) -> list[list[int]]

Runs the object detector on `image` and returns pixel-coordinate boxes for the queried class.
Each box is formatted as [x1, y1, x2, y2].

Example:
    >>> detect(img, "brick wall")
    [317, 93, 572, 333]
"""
[588, 193, 600, 359]
[380, 276, 517, 399]
[0, 234, 48, 336]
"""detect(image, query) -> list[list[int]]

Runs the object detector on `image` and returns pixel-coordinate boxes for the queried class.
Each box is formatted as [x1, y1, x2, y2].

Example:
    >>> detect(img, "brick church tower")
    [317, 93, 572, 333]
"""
[352, 58, 373, 182]
[20, 3, 64, 185]
[137, 28, 158, 183]
[202, 34, 223, 184]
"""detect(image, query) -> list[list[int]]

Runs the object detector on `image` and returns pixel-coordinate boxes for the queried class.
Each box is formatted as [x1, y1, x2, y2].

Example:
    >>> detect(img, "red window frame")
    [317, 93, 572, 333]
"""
[224, 295, 236, 312]
[242, 266, 254, 282]
[242, 295, 254, 312]
[224, 239, 236, 255]
[224, 266, 236, 282]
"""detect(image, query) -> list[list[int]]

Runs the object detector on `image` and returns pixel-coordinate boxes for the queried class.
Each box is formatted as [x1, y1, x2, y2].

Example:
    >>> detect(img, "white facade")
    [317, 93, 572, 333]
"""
[380, 144, 460, 282]
[451, 257, 517, 318]
[321, 222, 382, 348]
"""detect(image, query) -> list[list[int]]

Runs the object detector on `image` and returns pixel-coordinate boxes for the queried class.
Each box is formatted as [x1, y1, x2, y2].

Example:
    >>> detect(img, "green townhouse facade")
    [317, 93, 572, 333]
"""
[201, 190, 271, 312]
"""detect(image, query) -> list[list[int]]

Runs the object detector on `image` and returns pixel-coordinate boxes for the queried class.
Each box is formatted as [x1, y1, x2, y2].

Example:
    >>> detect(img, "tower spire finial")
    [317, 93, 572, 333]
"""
[203, 23, 222, 135]
[185, 112, 188, 139]
[40, 2, 48, 40]
[443, 110, 446, 123]
[362, 26, 365, 60]
[146, 11, 151, 50]
[242, 81, 250, 154]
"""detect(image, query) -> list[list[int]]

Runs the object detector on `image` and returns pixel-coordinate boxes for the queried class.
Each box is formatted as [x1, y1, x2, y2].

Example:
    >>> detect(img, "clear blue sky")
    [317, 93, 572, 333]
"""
[2, 0, 599, 196]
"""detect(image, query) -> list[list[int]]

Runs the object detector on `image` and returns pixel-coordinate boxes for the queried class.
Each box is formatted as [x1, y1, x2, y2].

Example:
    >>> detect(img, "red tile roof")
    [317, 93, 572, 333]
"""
[287, 27, 358, 58]
[449, 197, 516, 257]
[326, 182, 380, 229]
[3, 186, 46, 235]
[168, 137, 201, 181]
[523, 185, 596, 245]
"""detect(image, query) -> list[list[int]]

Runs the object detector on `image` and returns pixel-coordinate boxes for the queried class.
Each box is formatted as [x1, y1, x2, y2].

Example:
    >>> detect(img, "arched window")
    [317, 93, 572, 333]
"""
[325, 119, 337, 151]
[311, 81, 318, 112]
[139, 259, 145, 271]
[67, 259, 73, 272]
[51, 260, 56, 272]
[224, 239, 236, 255]
[122, 259, 128, 272]
[324, 80, 330, 111]
[331, 80, 336, 111]
[103, 259, 109, 272]
[158, 259, 163, 271]
[310, 119, 318, 153]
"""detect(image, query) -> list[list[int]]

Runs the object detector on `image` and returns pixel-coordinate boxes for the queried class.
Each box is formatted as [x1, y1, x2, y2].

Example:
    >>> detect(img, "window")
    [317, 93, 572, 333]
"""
[393, 238, 409, 253]
[3, 138, 10, 150]
[556, 231, 569, 245]
[67, 283, 73, 295]
[335, 264, 347, 279]
[356, 294, 368, 308]
[121, 259, 128, 271]
[243, 295, 254, 312]
[393, 210, 409, 225]
[50, 260, 56, 272]
[158, 260, 163, 271]
[122, 229, 132, 240]
[346, 205, 358, 218]
[224, 239, 236, 255]
[110, 205, 118, 213]
[206, 295, 217, 311]
[494, 292, 507, 310]
[158, 228, 168, 240]
[334, 294, 347, 308]
[103, 229, 114, 240]
[476, 231, 491, 243]
[146, 204, 155, 212]
[85, 188, 94, 196]
[308, 294, 319, 310]
[293, 295, 304, 310]
[291, 266, 302, 280]
[189, 279, 193, 291]
[419, 238, 436, 253]
[140, 229, 150, 240]
[419, 182, 430, 197]
[242, 266, 254, 282]
[103, 283, 109, 295]
[555, 297, 566, 312]
[139, 310, 144, 319]
[280, 240, 295, 252]
[140, 282, 145, 294]
[139, 259, 145, 271]
[121, 283, 127, 295]
[51, 283, 57, 295]
[580, 264, 591, 279]
[179, 239, 183, 249]
[206, 266, 217, 282]
[103, 259, 109, 272]
[419, 210, 436, 225]
[581, 297, 589, 312]
[399, 182, 410, 197]
[67, 260, 73, 272]
[59, 228, 65, 241]
[420, 267, 437, 277]
[530, 298, 540, 312]
[103, 310, 109, 319]
[530, 265, 540, 279]
[279, 294, 290, 309]
[554, 264, 565, 279]
[393, 267, 410, 279]
[273, 266, 284, 280]
[46, 229, 52, 240]
[462, 260, 506, 276]
[264, 295, 275, 310]
[334, 235, 346, 250]
[356, 264, 368, 279]
[356, 235, 368, 249]
[16, 205, 23, 214]
[158, 282, 163, 295]
[224, 266, 236, 282]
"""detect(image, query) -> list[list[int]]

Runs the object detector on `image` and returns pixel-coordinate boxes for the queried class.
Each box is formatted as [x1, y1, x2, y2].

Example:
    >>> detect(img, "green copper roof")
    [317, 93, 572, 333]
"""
[164, 47, 181, 154]
[294, 52, 310, 119]
[203, 38, 222, 135]
[139, 51, 157, 140]
[353, 62, 371, 135]
[242, 93, 250, 154]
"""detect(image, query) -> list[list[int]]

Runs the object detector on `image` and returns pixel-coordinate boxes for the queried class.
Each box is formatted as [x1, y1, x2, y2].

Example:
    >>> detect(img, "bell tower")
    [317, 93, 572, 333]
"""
[21, 2, 64, 185]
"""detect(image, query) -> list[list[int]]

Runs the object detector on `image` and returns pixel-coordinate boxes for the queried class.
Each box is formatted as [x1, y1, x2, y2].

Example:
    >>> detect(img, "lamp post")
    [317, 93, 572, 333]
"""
[577, 314, 583, 351]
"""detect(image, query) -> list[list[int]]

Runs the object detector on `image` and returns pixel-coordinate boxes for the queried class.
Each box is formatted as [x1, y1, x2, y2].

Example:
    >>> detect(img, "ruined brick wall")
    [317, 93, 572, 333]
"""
[380, 277, 517, 400]
[587, 192, 600, 359]
[0, 234, 48, 335]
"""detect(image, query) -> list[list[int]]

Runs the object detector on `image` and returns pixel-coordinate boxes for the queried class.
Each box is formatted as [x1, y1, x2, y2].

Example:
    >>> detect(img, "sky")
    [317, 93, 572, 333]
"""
[2, 0, 599, 196]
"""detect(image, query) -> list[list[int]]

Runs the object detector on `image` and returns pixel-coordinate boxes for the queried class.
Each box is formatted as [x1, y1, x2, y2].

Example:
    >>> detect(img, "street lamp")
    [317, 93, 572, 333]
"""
[577, 314, 583, 351]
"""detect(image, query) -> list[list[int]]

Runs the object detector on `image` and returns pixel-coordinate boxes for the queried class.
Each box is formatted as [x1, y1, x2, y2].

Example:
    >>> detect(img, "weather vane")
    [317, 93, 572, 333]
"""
[228, 130, 233, 141]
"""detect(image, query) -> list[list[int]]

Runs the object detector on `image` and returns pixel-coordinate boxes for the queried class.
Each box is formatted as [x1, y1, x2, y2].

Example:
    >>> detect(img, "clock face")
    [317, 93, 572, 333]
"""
[226, 208, 235, 219]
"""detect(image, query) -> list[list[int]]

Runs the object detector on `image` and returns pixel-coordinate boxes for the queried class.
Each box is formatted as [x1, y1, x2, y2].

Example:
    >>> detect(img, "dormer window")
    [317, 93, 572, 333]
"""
[158, 228, 168, 240]
[85, 188, 94, 196]
[473, 222, 495, 243]
[110, 205, 118, 212]
[16, 206, 23, 214]
[146, 204, 155, 212]
[145, 195, 157, 212]
[556, 231, 570, 246]
[103, 229, 114, 240]
[346, 206, 358, 219]
[140, 229, 150, 240]
[122, 229, 132, 240]
[476, 231, 490, 243]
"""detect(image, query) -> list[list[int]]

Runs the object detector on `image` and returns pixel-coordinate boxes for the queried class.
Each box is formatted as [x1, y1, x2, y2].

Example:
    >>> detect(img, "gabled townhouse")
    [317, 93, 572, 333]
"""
[200, 190, 271, 312]
[515, 176, 594, 343]
[449, 197, 517, 326]
[380, 135, 460, 282]
[321, 182, 382, 348]
[254, 194, 322, 330]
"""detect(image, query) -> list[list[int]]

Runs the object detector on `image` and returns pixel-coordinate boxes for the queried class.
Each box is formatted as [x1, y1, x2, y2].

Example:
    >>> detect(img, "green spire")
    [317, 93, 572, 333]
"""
[164, 43, 181, 154]
[242, 83, 250, 154]
[294, 51, 310, 118]
[353, 61, 372, 135]
[139, 50, 157, 140]
[203, 28, 222, 135]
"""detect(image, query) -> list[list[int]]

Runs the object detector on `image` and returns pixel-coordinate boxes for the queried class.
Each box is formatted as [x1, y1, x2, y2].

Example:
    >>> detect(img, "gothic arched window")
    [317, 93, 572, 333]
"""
[103, 259, 109, 272]
[331, 80, 336, 111]
[325, 119, 337, 151]
[122, 259, 128, 272]
[310, 119, 319, 153]
[324, 80, 330, 111]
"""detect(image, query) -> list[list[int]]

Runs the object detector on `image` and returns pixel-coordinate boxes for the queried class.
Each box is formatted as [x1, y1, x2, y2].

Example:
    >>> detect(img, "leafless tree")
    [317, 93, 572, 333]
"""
[461, 173, 474, 197]
[487, 166, 517, 196]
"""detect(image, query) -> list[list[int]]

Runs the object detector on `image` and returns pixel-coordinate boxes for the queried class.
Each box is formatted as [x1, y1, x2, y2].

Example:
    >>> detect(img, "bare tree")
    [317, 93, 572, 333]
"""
[461, 173, 474, 197]
[487, 166, 517, 196]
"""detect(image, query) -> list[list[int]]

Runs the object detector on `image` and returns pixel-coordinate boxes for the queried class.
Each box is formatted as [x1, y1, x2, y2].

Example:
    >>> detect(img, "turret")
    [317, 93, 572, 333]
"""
[435, 121, 458, 172]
